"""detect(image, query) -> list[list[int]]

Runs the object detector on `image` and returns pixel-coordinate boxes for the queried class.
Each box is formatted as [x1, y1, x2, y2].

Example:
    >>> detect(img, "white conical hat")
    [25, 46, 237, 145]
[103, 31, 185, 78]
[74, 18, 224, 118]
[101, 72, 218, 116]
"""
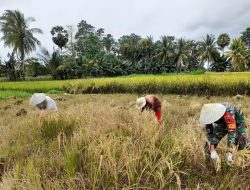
[29, 93, 46, 106]
[136, 97, 146, 109]
[199, 103, 226, 125]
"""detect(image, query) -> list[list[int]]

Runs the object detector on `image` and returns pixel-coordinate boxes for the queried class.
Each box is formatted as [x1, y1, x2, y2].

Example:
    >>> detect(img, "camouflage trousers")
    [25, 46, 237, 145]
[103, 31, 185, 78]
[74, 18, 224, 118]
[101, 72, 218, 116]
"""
[204, 124, 248, 155]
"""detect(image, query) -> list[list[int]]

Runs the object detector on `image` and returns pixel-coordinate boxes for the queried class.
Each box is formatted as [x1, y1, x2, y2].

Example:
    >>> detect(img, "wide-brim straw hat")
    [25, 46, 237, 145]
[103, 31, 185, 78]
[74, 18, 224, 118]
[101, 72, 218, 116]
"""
[29, 93, 46, 106]
[199, 103, 226, 125]
[136, 97, 146, 109]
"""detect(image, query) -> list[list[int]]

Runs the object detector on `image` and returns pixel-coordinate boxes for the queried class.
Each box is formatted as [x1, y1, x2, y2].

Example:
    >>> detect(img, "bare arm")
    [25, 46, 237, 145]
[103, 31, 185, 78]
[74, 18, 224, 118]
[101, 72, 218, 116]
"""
[210, 144, 215, 152]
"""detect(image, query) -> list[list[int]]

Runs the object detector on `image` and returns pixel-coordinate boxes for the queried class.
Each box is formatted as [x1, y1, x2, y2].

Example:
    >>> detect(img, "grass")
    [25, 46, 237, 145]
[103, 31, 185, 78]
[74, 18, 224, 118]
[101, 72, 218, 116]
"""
[0, 90, 31, 100]
[1, 94, 250, 189]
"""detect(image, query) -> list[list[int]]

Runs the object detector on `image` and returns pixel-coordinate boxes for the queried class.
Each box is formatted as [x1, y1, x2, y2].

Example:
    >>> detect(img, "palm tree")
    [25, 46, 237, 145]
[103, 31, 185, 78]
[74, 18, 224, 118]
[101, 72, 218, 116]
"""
[217, 33, 230, 54]
[38, 48, 62, 79]
[0, 10, 43, 78]
[139, 36, 154, 59]
[157, 36, 175, 64]
[225, 38, 249, 71]
[198, 34, 218, 70]
[175, 38, 190, 72]
[102, 34, 116, 53]
[51, 26, 68, 52]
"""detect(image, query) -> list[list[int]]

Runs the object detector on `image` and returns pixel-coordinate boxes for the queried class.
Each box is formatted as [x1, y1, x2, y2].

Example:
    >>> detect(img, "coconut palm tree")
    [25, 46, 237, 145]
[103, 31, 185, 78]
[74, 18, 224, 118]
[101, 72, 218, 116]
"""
[175, 38, 190, 72]
[139, 36, 154, 59]
[198, 34, 218, 70]
[38, 48, 62, 79]
[0, 10, 43, 79]
[157, 36, 175, 64]
[217, 33, 230, 54]
[225, 38, 249, 71]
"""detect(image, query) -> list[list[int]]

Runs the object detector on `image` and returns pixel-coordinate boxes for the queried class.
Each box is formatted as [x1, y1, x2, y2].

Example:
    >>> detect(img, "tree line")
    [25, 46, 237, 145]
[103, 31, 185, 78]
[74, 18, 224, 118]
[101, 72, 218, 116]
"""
[0, 10, 250, 81]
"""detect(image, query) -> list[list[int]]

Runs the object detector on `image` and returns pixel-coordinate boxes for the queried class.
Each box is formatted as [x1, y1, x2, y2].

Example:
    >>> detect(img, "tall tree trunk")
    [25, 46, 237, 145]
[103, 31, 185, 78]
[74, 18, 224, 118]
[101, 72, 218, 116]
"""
[7, 51, 17, 81]
[207, 58, 210, 70]
[20, 47, 25, 80]
[221, 48, 224, 55]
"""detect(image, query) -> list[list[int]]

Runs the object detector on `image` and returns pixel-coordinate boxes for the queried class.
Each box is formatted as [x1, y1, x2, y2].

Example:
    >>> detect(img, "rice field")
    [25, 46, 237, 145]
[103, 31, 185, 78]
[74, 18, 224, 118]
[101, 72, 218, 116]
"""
[1, 94, 250, 189]
[0, 90, 31, 100]
[1, 73, 250, 189]
[1, 73, 250, 97]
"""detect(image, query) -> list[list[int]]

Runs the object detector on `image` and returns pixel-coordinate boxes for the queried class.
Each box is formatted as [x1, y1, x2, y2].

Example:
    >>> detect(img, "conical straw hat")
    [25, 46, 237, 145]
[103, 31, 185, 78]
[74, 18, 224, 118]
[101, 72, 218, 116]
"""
[136, 97, 146, 109]
[199, 103, 226, 125]
[29, 93, 46, 106]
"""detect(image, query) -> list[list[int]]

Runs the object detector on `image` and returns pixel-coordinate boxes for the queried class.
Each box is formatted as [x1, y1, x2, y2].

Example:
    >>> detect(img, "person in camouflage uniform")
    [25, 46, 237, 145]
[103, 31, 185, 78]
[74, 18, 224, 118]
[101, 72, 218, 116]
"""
[200, 103, 248, 164]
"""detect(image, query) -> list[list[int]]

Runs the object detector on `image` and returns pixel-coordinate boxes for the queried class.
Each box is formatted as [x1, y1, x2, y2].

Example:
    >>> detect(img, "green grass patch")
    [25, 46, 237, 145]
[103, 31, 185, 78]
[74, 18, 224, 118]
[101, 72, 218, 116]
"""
[0, 90, 31, 100]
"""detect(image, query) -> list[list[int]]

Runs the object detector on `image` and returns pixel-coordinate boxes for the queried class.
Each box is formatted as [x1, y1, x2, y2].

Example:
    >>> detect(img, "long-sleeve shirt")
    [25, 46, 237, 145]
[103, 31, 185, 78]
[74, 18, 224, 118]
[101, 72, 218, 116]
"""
[205, 103, 245, 150]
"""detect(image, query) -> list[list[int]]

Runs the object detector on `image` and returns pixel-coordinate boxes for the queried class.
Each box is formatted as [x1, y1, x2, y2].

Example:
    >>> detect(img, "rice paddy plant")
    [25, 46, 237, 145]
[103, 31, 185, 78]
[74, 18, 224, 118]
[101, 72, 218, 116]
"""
[63, 73, 250, 96]
[0, 90, 31, 100]
[1, 73, 250, 96]
[1, 94, 250, 189]
[40, 113, 78, 140]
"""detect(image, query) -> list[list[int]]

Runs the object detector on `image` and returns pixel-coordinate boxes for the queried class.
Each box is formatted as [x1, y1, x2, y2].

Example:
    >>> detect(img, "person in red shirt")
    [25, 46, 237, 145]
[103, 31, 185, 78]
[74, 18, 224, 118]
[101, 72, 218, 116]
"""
[136, 95, 162, 123]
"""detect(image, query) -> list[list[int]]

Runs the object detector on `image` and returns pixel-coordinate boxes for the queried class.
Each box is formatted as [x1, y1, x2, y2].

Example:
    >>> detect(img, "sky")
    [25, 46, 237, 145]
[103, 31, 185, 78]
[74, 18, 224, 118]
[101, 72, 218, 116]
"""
[0, 0, 250, 60]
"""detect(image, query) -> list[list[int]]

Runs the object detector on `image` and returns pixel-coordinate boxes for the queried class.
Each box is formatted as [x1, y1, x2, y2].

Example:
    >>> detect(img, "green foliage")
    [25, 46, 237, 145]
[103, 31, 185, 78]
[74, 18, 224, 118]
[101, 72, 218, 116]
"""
[38, 49, 63, 79]
[175, 38, 190, 72]
[56, 56, 82, 79]
[217, 33, 230, 51]
[225, 38, 249, 71]
[118, 33, 142, 62]
[76, 34, 103, 59]
[198, 34, 218, 69]
[4, 51, 17, 81]
[156, 36, 175, 65]
[0, 10, 42, 78]
[51, 26, 69, 51]
[241, 27, 250, 48]
[210, 52, 230, 72]
[0, 57, 5, 77]
[138, 36, 154, 59]
[25, 57, 48, 77]
[0, 14, 249, 79]
[102, 34, 116, 53]
[49, 51, 63, 79]
[75, 20, 95, 40]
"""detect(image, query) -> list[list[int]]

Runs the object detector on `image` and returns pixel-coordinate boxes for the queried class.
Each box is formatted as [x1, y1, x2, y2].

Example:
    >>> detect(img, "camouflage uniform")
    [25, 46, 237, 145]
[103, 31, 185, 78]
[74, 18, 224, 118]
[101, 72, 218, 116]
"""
[204, 103, 248, 155]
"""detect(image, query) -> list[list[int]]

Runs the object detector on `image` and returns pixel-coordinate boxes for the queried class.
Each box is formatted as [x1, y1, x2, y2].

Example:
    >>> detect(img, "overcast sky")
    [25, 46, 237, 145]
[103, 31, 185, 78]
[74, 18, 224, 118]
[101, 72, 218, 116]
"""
[0, 0, 250, 60]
